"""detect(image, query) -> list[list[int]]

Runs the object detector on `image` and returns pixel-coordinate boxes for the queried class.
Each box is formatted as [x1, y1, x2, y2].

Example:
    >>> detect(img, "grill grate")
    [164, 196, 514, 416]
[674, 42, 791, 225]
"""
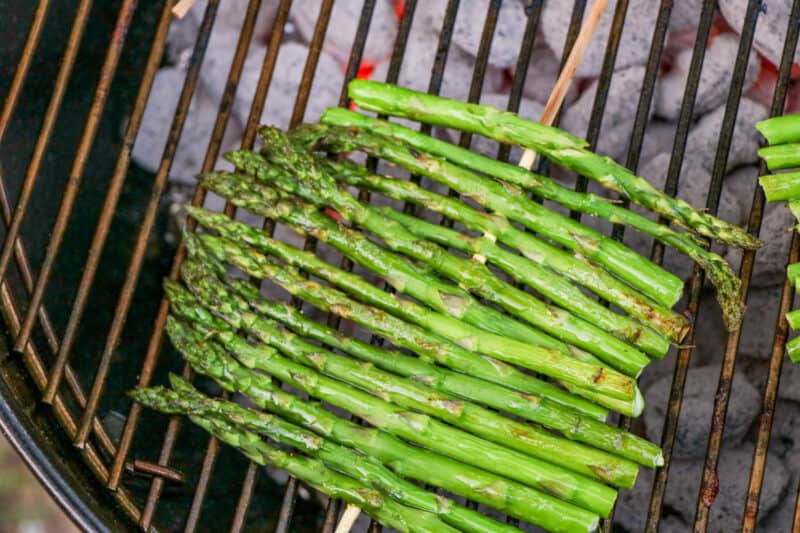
[1, 0, 800, 531]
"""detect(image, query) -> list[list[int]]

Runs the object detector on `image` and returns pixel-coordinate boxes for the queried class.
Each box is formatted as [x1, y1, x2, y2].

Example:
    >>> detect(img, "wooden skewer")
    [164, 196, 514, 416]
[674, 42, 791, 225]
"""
[172, 0, 199, 19]
[334, 503, 363, 533]
[518, 0, 610, 170]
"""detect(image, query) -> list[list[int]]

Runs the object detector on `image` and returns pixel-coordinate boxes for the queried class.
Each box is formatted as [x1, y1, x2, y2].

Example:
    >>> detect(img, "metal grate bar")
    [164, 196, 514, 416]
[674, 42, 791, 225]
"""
[289, 0, 335, 129]
[690, 1, 763, 528]
[0, 0, 50, 141]
[0, 0, 93, 304]
[174, 3, 268, 529]
[125, 0, 295, 522]
[496, 0, 543, 163]
[230, 462, 259, 533]
[645, 2, 716, 526]
[41, 0, 170, 406]
[0, 244, 143, 524]
[742, 4, 800, 527]
[71, 0, 220, 451]
[11, 0, 139, 355]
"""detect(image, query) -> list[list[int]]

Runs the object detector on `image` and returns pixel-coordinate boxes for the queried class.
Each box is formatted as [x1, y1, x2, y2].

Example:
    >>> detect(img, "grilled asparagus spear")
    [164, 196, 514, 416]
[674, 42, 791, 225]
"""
[318, 108, 743, 329]
[345, 80, 761, 251]
[166, 316, 618, 517]
[132, 378, 520, 533]
[225, 141, 651, 377]
[162, 317, 601, 532]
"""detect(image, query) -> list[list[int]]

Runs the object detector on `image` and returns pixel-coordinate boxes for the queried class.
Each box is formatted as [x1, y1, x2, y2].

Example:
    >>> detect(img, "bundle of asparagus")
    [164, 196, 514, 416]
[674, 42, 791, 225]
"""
[757, 114, 800, 361]
[130, 80, 759, 532]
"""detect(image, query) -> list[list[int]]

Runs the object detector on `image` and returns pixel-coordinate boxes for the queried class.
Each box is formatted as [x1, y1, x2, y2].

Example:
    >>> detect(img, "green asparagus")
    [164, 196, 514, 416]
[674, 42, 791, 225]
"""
[788, 263, 800, 288]
[169, 405, 456, 532]
[787, 308, 800, 330]
[759, 172, 800, 203]
[287, 125, 682, 309]
[133, 377, 518, 533]
[321, 161, 686, 345]
[192, 180, 663, 364]
[758, 143, 800, 171]
[345, 80, 762, 251]
[180, 232, 618, 419]
[168, 315, 618, 516]
[178, 261, 640, 488]
[318, 108, 743, 329]
[187, 199, 582, 357]
[756, 114, 800, 145]
[224, 144, 651, 377]
[163, 318, 601, 532]
[224, 278, 661, 466]
[187, 205, 642, 416]
[198, 232, 636, 400]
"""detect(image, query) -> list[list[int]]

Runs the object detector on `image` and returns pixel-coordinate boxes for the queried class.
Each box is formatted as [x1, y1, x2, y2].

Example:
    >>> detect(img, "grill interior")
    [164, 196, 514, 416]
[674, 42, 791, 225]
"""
[2, 0, 800, 531]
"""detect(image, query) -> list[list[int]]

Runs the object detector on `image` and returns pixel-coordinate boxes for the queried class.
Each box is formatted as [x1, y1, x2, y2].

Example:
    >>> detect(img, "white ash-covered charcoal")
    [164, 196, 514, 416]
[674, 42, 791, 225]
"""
[289, 0, 397, 65]
[654, 33, 761, 121]
[560, 65, 650, 161]
[468, 93, 543, 159]
[644, 364, 760, 459]
[725, 202, 793, 288]
[197, 25, 249, 105]
[233, 42, 344, 129]
[613, 468, 688, 532]
[188, 0, 278, 40]
[720, 0, 800, 68]
[370, 25, 505, 104]
[639, 121, 677, 165]
[761, 400, 800, 530]
[428, 0, 530, 69]
[779, 363, 800, 403]
[664, 447, 788, 531]
[517, 45, 579, 106]
[683, 97, 768, 173]
[540, 0, 659, 79]
[166, 12, 201, 66]
[132, 67, 245, 185]
[668, 0, 704, 31]
[734, 285, 784, 358]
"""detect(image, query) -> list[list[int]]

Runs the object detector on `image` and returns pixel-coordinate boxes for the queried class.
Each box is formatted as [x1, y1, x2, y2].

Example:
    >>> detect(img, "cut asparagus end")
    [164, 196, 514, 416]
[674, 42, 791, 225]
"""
[756, 114, 800, 145]
[758, 143, 800, 171]
[759, 172, 800, 203]
[787, 335, 800, 363]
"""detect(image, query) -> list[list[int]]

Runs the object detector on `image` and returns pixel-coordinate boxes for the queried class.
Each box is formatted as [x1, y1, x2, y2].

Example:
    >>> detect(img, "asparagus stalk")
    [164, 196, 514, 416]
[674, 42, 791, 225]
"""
[150, 397, 457, 533]
[759, 172, 800, 203]
[287, 126, 682, 309]
[345, 80, 762, 251]
[175, 275, 662, 467]
[787, 309, 800, 330]
[134, 378, 518, 533]
[187, 205, 641, 416]
[198, 232, 637, 400]
[313, 163, 684, 346]
[179, 233, 615, 419]
[163, 318, 601, 531]
[788, 263, 800, 288]
[192, 181, 664, 363]
[187, 199, 579, 357]
[167, 315, 618, 517]
[178, 262, 640, 488]
[322, 163, 685, 346]
[788, 334, 800, 363]
[756, 114, 800, 145]
[318, 109, 743, 329]
[225, 145, 650, 377]
[758, 143, 800, 171]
